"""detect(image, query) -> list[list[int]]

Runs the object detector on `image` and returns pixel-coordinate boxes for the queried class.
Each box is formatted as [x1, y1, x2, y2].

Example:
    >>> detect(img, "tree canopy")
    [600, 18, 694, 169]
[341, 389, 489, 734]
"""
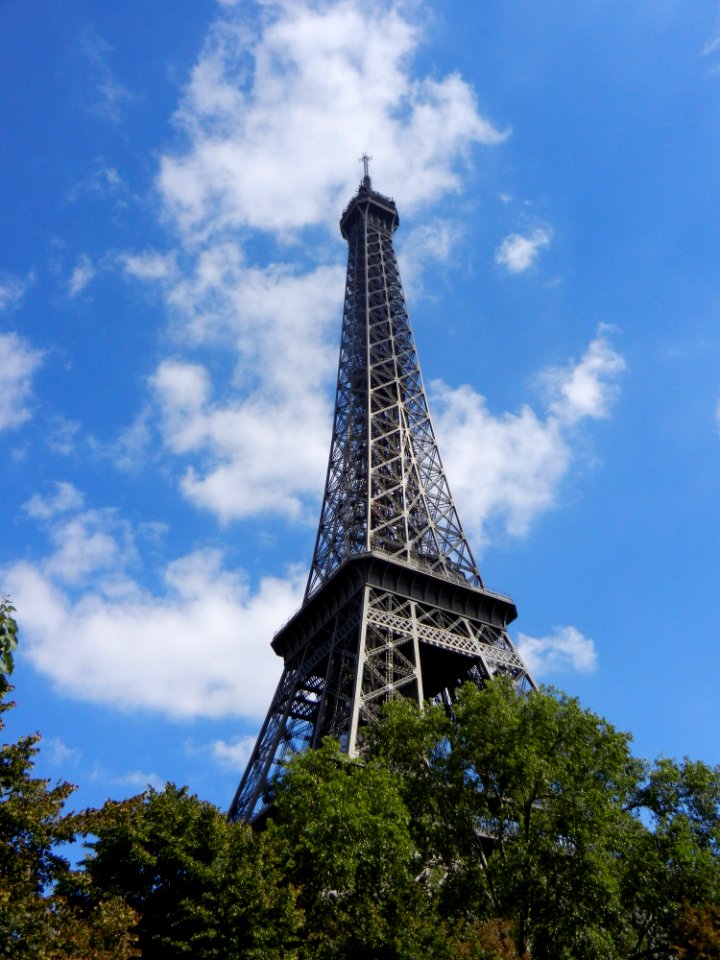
[2, 598, 720, 958]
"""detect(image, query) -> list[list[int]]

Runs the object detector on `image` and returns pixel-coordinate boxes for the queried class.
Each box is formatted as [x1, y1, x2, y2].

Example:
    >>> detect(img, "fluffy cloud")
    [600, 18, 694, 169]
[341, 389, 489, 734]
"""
[495, 226, 552, 273]
[0, 332, 43, 432]
[24, 482, 85, 519]
[207, 734, 258, 772]
[432, 330, 626, 545]
[6, 471, 602, 720]
[118, 0, 510, 523]
[543, 330, 627, 423]
[147, 258, 342, 520]
[4, 500, 303, 719]
[516, 626, 598, 677]
[158, 0, 507, 240]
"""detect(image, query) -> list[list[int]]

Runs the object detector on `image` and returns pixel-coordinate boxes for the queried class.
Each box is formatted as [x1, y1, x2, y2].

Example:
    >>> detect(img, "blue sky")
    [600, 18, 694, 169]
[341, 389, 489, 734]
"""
[2, 0, 720, 813]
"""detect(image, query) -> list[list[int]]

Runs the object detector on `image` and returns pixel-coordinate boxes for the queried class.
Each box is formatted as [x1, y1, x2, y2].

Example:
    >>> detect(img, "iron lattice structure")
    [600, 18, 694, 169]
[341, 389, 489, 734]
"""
[229, 172, 534, 824]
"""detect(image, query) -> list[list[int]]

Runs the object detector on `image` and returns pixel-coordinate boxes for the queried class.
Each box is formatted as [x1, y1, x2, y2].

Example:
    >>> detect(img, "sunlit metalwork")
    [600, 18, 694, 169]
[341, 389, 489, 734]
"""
[229, 168, 534, 824]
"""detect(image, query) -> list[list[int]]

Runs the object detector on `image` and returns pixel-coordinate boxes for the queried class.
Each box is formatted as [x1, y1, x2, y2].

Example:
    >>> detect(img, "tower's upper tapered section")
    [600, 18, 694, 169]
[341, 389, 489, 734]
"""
[305, 180, 484, 600]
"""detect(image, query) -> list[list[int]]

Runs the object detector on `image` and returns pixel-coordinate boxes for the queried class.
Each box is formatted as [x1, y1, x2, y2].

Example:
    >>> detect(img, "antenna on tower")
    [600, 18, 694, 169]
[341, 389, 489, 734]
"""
[360, 153, 372, 189]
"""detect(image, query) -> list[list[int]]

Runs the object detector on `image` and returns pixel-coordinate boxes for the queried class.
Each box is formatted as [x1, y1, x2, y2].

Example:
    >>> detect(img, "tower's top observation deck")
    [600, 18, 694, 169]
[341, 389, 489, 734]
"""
[340, 160, 399, 238]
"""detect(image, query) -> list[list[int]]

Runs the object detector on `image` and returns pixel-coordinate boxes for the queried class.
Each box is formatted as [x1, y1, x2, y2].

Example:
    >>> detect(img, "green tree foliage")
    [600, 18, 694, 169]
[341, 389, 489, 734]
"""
[3, 597, 720, 959]
[365, 680, 720, 960]
[77, 784, 301, 960]
[0, 597, 138, 959]
[623, 757, 720, 957]
[269, 737, 450, 959]
[0, 598, 18, 695]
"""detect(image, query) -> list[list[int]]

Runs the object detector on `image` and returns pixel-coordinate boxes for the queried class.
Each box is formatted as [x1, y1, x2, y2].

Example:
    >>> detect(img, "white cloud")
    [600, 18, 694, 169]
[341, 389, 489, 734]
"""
[67, 162, 131, 207]
[158, 0, 508, 240]
[68, 255, 96, 296]
[46, 416, 82, 456]
[44, 737, 82, 769]
[120, 250, 178, 282]
[147, 257, 342, 521]
[542, 330, 627, 423]
[515, 626, 597, 677]
[151, 347, 332, 521]
[0, 272, 33, 311]
[398, 219, 463, 293]
[0, 332, 44, 432]
[208, 734, 258, 772]
[24, 482, 85, 519]
[432, 330, 626, 546]
[96, 769, 166, 792]
[495, 226, 552, 273]
[4, 497, 303, 720]
[43, 510, 136, 586]
[103, 407, 154, 471]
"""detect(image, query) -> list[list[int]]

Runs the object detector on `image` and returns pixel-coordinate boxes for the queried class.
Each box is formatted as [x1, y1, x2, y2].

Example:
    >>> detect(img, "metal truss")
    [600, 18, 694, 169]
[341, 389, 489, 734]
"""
[228, 175, 535, 825]
[305, 181, 482, 601]
[229, 569, 533, 823]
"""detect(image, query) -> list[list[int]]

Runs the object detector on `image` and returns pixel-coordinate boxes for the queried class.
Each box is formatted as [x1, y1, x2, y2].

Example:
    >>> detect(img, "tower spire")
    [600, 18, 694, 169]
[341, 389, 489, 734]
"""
[229, 173, 534, 824]
[360, 152, 372, 189]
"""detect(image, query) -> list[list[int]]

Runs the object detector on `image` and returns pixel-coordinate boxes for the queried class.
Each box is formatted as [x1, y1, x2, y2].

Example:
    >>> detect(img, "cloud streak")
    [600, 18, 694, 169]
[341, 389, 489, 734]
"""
[0, 332, 44, 433]
[516, 626, 598, 677]
[0, 272, 33, 311]
[68, 255, 96, 297]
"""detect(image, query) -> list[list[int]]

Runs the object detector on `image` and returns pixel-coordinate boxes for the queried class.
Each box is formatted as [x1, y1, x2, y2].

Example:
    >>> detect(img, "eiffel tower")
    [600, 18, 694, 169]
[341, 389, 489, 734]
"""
[229, 160, 534, 823]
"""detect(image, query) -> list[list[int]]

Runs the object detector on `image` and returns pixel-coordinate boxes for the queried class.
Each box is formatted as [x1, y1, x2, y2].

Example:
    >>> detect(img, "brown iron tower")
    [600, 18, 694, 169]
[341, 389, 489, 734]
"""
[229, 164, 534, 823]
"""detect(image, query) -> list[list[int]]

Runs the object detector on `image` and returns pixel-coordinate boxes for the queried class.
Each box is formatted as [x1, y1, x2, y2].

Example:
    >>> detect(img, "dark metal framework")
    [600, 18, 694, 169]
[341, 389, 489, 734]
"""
[229, 171, 534, 824]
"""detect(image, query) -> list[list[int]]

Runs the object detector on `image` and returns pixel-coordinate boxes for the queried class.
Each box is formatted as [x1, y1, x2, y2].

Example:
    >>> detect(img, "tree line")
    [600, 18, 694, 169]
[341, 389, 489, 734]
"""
[2, 597, 720, 959]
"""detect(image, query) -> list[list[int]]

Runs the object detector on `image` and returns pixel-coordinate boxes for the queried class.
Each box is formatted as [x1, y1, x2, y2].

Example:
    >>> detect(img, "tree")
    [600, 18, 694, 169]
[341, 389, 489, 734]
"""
[366, 679, 720, 960]
[0, 597, 138, 959]
[4, 596, 720, 959]
[78, 783, 301, 959]
[623, 757, 720, 958]
[270, 737, 451, 960]
[673, 902, 720, 959]
[0, 596, 77, 955]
